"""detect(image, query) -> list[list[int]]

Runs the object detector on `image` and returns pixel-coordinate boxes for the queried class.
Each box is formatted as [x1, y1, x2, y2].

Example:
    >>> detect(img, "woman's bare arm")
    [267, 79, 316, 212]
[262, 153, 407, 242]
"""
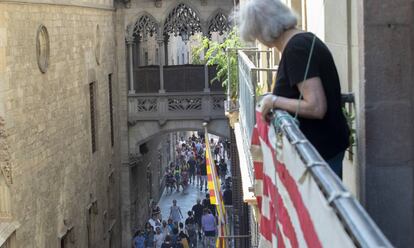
[260, 77, 327, 120]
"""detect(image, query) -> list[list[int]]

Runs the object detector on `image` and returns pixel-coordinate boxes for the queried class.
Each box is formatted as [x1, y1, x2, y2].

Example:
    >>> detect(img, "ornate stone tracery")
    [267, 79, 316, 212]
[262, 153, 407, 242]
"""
[136, 98, 158, 112]
[208, 11, 230, 37]
[163, 3, 202, 38]
[168, 97, 202, 111]
[133, 15, 159, 42]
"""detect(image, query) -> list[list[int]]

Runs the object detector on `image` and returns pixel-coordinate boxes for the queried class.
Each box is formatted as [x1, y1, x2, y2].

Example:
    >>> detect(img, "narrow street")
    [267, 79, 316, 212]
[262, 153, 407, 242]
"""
[158, 183, 206, 223]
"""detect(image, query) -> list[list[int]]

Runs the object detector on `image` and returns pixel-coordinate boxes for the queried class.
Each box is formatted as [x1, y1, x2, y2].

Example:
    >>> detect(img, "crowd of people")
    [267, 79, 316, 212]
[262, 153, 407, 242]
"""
[132, 133, 233, 248]
[164, 135, 229, 194]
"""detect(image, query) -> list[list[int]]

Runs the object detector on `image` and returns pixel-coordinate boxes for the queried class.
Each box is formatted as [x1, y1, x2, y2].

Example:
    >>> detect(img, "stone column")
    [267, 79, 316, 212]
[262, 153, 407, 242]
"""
[157, 38, 165, 93]
[126, 38, 135, 94]
[164, 35, 169, 66]
[204, 65, 210, 92]
[358, 0, 414, 246]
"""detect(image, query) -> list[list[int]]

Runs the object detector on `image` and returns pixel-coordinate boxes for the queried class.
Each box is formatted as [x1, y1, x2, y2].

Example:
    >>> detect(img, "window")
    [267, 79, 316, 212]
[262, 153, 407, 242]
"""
[108, 75, 114, 147]
[60, 233, 69, 248]
[89, 82, 96, 153]
[86, 201, 98, 248]
[155, 48, 159, 64]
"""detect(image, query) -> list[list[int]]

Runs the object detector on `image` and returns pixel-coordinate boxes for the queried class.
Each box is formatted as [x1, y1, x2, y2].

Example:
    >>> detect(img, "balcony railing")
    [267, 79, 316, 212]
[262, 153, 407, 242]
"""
[131, 65, 225, 94]
[237, 50, 278, 184]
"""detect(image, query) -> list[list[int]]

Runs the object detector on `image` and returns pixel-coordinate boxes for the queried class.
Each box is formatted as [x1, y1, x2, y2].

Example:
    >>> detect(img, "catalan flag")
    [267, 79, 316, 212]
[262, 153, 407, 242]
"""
[204, 128, 227, 248]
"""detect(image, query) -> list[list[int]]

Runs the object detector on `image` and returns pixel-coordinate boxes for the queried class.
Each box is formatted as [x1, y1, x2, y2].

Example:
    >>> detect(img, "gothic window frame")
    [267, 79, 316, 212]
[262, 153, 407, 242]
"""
[207, 11, 230, 38]
[163, 3, 202, 38]
[133, 14, 159, 42]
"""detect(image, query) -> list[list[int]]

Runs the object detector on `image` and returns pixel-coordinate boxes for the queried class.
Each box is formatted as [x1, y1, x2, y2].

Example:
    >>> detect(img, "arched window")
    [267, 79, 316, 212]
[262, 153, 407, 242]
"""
[163, 3, 202, 40]
[208, 12, 230, 37]
[133, 14, 159, 42]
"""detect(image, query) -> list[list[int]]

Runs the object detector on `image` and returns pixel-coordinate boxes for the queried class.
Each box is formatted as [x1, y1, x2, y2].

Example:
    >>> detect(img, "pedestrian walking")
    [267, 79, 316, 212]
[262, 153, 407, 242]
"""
[187, 156, 196, 184]
[191, 199, 204, 240]
[199, 157, 207, 192]
[151, 201, 162, 220]
[161, 235, 183, 248]
[161, 220, 170, 237]
[201, 209, 217, 248]
[169, 199, 183, 223]
[174, 165, 181, 192]
[185, 211, 197, 248]
[154, 227, 165, 248]
[195, 159, 201, 188]
[144, 223, 155, 248]
[202, 194, 216, 216]
[219, 159, 227, 184]
[132, 230, 145, 248]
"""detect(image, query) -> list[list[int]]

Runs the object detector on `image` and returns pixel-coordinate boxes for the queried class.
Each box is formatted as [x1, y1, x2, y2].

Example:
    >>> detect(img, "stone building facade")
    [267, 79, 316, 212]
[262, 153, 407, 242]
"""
[0, 0, 232, 247]
[0, 0, 121, 247]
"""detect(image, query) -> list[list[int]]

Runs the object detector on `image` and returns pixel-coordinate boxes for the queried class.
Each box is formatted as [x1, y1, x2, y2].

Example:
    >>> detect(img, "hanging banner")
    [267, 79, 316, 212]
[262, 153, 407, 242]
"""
[251, 110, 356, 248]
[205, 130, 227, 248]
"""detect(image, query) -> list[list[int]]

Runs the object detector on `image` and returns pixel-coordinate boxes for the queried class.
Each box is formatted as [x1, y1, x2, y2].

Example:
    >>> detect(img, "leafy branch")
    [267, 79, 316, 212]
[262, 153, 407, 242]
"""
[191, 28, 242, 99]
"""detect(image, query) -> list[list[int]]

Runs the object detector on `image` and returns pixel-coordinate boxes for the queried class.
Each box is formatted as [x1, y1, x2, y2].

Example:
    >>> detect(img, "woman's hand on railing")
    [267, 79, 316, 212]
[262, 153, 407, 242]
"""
[259, 94, 278, 122]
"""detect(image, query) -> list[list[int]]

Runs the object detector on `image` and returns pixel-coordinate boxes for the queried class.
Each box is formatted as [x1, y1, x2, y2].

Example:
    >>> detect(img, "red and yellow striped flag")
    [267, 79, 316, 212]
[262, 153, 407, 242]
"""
[204, 130, 227, 248]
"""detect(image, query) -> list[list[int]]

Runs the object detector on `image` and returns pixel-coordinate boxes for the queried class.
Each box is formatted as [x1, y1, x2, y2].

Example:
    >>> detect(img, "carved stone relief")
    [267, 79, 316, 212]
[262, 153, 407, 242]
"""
[168, 97, 202, 111]
[136, 98, 158, 112]
[212, 96, 225, 110]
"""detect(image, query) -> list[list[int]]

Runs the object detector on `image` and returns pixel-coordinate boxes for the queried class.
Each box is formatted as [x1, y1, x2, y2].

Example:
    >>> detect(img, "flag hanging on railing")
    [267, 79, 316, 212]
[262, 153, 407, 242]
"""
[205, 130, 227, 248]
[251, 109, 356, 248]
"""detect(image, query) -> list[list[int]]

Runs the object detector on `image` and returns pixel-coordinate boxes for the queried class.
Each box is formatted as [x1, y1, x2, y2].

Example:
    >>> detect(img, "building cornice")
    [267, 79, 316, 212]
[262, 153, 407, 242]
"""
[0, 0, 115, 11]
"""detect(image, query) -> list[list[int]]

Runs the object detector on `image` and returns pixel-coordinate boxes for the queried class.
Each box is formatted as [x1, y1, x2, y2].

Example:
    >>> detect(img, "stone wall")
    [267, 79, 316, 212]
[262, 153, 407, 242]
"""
[0, 2, 121, 247]
[130, 134, 170, 230]
[358, 0, 414, 246]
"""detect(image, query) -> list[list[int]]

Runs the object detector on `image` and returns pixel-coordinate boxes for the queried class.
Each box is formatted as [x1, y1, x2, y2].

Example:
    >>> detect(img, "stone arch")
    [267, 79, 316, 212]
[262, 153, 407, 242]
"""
[129, 119, 230, 154]
[128, 13, 160, 42]
[162, 2, 203, 38]
[207, 9, 231, 38]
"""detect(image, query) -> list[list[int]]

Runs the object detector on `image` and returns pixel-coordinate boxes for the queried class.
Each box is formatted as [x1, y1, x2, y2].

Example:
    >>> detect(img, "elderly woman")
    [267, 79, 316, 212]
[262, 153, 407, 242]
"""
[238, 0, 349, 178]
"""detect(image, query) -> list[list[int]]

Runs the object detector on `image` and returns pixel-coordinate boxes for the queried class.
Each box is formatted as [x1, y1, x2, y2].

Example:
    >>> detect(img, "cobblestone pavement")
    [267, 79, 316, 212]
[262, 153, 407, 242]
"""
[159, 181, 208, 223]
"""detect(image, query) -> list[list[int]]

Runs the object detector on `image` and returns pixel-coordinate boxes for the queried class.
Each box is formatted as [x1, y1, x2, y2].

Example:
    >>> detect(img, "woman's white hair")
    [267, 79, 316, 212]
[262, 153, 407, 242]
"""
[238, 0, 297, 44]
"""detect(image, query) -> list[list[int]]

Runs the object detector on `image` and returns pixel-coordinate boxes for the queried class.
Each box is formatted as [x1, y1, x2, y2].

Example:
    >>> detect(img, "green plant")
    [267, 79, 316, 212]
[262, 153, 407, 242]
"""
[191, 28, 242, 99]
[342, 106, 356, 160]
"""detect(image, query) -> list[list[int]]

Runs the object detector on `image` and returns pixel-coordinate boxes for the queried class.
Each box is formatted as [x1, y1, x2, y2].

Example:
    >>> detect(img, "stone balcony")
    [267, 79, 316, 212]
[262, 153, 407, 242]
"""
[128, 64, 226, 124]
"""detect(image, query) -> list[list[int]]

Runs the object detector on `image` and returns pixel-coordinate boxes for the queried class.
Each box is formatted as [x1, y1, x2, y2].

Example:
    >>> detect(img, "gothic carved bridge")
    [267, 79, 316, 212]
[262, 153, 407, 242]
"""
[127, 65, 229, 157]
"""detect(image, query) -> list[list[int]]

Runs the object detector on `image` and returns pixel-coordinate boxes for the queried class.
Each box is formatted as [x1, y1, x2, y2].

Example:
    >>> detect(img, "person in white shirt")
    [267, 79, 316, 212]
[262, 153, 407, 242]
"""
[161, 220, 170, 237]
[148, 214, 161, 231]
[154, 226, 165, 248]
